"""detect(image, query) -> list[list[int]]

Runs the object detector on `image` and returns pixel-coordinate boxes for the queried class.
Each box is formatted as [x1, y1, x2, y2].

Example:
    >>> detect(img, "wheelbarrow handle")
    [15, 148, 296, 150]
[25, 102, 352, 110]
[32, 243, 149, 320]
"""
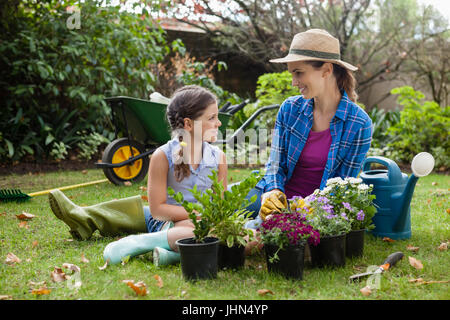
[228, 99, 250, 115]
[219, 101, 232, 112]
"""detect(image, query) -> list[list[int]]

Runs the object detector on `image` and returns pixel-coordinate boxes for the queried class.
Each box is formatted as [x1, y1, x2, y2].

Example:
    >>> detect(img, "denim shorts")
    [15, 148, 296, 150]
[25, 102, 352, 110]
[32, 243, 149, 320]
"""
[143, 206, 168, 233]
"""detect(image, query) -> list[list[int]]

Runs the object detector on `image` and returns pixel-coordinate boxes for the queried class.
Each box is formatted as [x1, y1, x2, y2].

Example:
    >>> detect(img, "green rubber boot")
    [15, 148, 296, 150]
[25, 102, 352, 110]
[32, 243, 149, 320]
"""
[153, 247, 180, 267]
[103, 230, 171, 265]
[48, 189, 147, 240]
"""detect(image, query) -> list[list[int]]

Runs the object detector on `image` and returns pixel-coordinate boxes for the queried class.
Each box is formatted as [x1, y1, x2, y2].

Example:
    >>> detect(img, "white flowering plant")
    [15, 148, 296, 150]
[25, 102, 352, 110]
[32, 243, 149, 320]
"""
[299, 195, 352, 237]
[314, 177, 377, 231]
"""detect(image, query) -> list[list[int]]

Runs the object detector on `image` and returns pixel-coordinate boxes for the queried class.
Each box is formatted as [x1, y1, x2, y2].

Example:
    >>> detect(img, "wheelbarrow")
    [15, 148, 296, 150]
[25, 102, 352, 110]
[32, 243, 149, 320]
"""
[96, 96, 279, 185]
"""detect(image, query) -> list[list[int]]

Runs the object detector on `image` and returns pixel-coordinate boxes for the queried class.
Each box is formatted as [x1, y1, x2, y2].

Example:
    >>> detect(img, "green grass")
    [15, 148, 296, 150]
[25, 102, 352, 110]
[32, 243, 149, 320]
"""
[0, 168, 449, 300]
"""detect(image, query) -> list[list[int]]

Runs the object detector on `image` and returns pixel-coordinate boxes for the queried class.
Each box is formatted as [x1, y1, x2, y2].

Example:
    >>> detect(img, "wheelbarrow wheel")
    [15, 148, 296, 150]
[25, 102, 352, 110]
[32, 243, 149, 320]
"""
[101, 138, 149, 185]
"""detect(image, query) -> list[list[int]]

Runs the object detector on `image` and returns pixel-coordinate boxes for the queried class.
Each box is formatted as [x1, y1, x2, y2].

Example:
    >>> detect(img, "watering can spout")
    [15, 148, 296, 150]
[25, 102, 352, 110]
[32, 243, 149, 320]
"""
[394, 152, 435, 231]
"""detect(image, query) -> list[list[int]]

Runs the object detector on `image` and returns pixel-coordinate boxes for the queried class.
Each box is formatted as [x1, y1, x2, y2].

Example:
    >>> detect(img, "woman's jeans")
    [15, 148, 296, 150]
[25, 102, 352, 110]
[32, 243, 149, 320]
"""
[228, 182, 264, 230]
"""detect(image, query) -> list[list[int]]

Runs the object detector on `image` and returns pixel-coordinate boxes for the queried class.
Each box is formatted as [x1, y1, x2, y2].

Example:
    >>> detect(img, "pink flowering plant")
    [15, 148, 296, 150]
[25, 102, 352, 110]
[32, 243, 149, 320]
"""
[317, 177, 377, 231]
[258, 208, 320, 263]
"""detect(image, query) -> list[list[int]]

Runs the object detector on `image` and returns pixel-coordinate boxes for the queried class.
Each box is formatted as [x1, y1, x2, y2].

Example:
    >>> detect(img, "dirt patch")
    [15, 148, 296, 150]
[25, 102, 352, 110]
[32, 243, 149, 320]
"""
[0, 159, 100, 176]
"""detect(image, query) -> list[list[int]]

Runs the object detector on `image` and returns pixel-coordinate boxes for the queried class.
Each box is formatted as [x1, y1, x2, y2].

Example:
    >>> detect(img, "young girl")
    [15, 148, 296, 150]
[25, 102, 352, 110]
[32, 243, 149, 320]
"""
[48, 85, 227, 266]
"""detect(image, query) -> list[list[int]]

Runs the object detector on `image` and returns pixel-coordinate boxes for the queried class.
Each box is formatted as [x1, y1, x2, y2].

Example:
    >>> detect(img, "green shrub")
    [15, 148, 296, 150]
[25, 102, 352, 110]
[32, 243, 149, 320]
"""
[368, 105, 401, 148]
[0, 0, 170, 163]
[387, 86, 449, 169]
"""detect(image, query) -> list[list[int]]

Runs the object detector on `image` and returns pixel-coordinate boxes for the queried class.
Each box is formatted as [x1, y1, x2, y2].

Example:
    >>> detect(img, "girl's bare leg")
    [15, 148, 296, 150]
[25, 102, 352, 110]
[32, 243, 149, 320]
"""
[244, 228, 263, 256]
[166, 219, 194, 252]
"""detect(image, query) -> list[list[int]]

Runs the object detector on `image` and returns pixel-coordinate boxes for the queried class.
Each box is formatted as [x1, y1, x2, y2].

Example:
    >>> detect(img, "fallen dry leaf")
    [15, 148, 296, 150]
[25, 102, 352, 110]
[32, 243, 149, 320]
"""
[5, 253, 21, 265]
[139, 186, 147, 191]
[418, 280, 450, 285]
[51, 266, 68, 282]
[382, 237, 395, 243]
[123, 280, 147, 296]
[431, 182, 438, 186]
[32, 240, 38, 248]
[16, 212, 35, 220]
[406, 245, 420, 252]
[141, 195, 148, 202]
[408, 278, 450, 285]
[154, 275, 163, 288]
[98, 260, 108, 270]
[124, 181, 132, 186]
[81, 253, 90, 263]
[360, 286, 372, 297]
[408, 256, 423, 270]
[31, 286, 51, 295]
[81, 170, 88, 174]
[257, 289, 273, 296]
[437, 242, 448, 251]
[62, 263, 81, 273]
[18, 221, 29, 229]
[0, 295, 12, 300]
[1, 212, 6, 217]
[446, 208, 450, 214]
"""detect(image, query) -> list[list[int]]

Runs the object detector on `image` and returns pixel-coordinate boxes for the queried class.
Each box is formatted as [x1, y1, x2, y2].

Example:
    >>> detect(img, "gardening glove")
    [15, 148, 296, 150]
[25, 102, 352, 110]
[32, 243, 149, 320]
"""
[259, 190, 287, 221]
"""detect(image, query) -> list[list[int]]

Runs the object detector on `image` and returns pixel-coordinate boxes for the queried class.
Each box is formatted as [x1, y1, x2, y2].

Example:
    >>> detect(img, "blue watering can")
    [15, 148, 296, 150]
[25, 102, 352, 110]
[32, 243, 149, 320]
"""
[360, 152, 435, 240]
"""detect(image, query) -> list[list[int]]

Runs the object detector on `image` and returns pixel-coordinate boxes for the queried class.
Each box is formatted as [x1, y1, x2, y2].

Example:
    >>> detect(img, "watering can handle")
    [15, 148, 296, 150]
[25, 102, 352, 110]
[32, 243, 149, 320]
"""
[362, 156, 403, 183]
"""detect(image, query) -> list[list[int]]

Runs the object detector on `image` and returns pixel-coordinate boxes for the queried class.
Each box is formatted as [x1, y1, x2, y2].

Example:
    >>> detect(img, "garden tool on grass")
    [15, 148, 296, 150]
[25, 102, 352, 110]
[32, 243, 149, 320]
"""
[48, 189, 147, 240]
[259, 190, 288, 220]
[0, 179, 109, 203]
[349, 252, 404, 282]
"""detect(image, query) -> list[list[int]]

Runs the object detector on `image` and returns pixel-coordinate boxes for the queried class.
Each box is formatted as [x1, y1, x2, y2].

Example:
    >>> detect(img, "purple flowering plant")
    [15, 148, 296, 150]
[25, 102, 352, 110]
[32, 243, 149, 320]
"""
[258, 207, 320, 263]
[318, 177, 377, 231]
[303, 194, 352, 237]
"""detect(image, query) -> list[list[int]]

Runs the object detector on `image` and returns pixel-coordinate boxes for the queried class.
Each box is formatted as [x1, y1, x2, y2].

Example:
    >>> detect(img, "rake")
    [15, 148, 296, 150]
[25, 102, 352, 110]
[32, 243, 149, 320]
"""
[0, 179, 109, 203]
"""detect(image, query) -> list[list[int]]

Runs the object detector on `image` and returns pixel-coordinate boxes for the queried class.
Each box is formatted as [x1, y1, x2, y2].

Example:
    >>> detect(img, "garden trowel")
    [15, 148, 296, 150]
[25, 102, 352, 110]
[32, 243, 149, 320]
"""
[349, 252, 404, 282]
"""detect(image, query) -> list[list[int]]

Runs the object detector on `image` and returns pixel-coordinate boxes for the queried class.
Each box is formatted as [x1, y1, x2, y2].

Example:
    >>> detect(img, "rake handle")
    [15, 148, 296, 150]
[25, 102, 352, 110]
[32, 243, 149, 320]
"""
[28, 179, 109, 197]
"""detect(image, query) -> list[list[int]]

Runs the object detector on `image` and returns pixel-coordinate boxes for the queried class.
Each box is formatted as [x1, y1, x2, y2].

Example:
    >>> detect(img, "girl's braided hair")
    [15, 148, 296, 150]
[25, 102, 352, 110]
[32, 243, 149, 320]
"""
[166, 85, 217, 182]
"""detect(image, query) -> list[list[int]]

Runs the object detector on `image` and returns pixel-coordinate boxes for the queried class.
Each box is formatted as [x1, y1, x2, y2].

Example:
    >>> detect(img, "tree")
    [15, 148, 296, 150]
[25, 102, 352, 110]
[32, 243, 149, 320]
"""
[396, 5, 449, 106]
[161, 0, 448, 107]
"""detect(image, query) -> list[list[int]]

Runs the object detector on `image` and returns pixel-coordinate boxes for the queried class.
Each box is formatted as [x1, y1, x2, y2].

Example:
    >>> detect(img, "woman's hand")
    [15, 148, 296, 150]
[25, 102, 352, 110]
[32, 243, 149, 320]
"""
[259, 189, 288, 220]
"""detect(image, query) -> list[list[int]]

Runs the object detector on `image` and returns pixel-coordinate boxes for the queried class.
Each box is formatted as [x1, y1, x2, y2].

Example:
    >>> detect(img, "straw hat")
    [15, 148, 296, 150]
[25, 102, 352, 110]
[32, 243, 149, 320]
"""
[270, 29, 358, 71]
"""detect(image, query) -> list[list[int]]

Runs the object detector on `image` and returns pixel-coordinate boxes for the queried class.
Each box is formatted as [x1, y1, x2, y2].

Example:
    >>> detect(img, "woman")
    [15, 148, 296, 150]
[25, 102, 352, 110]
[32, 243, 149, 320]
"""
[246, 29, 373, 225]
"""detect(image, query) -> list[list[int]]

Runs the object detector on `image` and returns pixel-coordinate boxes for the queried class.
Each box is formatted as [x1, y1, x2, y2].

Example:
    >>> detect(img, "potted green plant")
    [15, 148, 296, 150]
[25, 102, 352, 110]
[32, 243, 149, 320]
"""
[168, 182, 219, 281]
[258, 207, 320, 280]
[302, 193, 352, 268]
[319, 177, 377, 258]
[168, 170, 259, 278]
[210, 171, 259, 270]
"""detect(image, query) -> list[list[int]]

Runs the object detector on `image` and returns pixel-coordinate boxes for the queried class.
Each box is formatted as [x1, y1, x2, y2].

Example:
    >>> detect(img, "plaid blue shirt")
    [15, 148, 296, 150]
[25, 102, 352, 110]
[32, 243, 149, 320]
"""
[256, 91, 373, 193]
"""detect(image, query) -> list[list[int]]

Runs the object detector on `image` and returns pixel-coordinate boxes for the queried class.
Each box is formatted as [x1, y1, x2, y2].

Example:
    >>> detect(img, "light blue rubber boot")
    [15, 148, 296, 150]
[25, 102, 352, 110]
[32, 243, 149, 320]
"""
[103, 230, 171, 265]
[153, 247, 180, 267]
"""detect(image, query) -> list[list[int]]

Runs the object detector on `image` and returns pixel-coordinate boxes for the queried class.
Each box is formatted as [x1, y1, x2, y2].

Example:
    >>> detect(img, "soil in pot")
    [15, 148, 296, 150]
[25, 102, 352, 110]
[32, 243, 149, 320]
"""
[175, 237, 219, 280]
[346, 229, 365, 258]
[264, 242, 306, 280]
[218, 243, 245, 270]
[310, 234, 346, 268]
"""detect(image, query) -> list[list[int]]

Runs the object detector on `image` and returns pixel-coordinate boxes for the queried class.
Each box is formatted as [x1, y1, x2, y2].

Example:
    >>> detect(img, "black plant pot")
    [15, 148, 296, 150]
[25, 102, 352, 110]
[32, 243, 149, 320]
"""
[175, 237, 219, 281]
[218, 243, 245, 270]
[264, 242, 306, 280]
[310, 234, 346, 268]
[346, 229, 366, 258]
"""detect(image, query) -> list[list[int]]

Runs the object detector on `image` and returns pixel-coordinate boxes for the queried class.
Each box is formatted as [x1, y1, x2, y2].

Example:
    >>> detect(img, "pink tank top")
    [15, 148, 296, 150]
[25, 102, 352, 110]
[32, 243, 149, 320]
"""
[285, 128, 332, 199]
